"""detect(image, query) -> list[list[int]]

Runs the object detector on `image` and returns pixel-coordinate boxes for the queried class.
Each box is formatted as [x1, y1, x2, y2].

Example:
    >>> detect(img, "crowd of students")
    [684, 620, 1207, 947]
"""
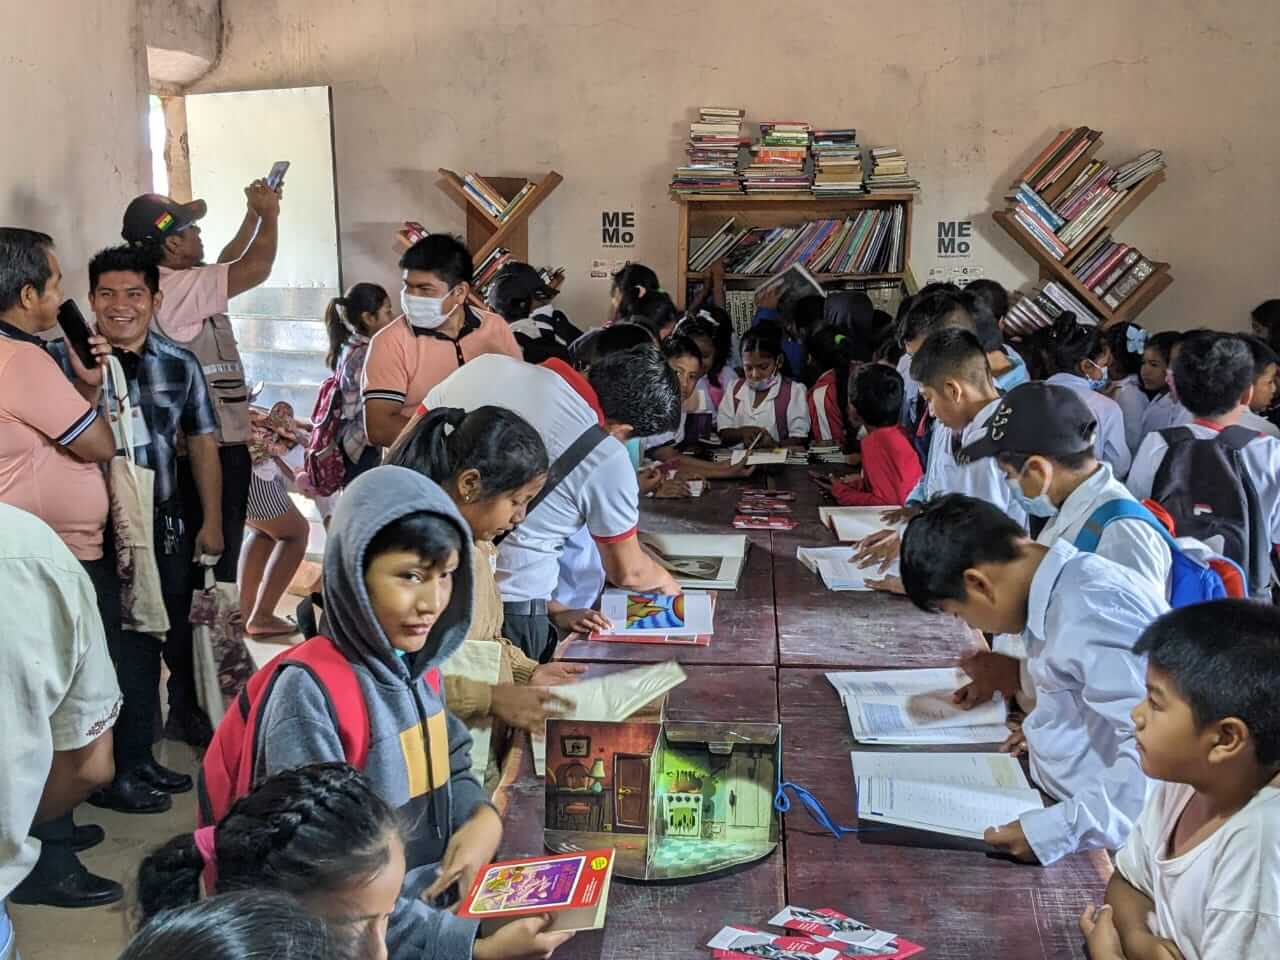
[3, 187, 1280, 960]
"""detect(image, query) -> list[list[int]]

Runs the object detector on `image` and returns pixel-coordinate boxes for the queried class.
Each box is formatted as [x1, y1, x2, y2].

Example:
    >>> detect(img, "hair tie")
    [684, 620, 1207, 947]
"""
[333, 301, 359, 336]
[193, 825, 219, 894]
[696, 308, 719, 327]
[1126, 326, 1148, 354]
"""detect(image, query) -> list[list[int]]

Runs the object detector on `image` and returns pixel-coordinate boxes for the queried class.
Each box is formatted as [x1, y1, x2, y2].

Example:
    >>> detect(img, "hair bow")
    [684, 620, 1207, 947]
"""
[1126, 326, 1148, 354]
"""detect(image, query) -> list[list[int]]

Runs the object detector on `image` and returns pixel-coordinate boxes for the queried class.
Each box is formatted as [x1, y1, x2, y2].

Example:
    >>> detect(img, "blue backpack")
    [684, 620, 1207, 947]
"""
[1073, 499, 1243, 608]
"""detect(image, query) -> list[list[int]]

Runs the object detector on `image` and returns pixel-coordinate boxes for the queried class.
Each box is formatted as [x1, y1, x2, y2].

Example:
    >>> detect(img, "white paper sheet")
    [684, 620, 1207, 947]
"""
[850, 751, 1032, 792]
[855, 775, 1043, 839]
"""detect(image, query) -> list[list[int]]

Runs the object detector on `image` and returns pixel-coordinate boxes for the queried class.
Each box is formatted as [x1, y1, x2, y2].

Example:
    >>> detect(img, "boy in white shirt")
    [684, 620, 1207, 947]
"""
[962, 382, 1173, 595]
[1080, 601, 1280, 960]
[1239, 334, 1280, 438]
[899, 494, 1167, 865]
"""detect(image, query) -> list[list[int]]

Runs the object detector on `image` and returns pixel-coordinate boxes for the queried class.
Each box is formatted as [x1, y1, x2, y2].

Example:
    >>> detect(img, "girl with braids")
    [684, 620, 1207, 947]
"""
[386, 407, 585, 780]
[324, 282, 393, 483]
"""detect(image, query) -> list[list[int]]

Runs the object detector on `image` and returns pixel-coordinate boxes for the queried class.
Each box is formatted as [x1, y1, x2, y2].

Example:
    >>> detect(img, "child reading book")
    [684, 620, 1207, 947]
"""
[1079, 601, 1280, 960]
[899, 494, 1166, 864]
[717, 326, 810, 448]
[818, 364, 921, 507]
[679, 310, 739, 413]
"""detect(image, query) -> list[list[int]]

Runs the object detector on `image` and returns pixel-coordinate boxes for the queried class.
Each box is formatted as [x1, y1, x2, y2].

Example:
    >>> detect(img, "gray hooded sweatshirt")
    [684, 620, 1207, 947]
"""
[255, 466, 488, 959]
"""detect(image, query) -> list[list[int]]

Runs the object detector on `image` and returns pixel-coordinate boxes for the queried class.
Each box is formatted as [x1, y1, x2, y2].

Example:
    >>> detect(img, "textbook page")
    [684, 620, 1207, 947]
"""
[855, 776, 1043, 839]
[848, 692, 1009, 744]
[850, 751, 1032, 792]
[826, 667, 972, 705]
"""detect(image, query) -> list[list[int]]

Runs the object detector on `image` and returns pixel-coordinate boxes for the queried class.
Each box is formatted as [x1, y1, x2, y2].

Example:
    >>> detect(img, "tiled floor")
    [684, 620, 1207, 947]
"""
[10, 615, 302, 959]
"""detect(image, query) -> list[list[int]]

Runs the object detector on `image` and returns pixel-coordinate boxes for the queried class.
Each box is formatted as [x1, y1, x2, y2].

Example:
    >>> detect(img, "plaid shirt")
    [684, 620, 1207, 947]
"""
[51, 333, 217, 505]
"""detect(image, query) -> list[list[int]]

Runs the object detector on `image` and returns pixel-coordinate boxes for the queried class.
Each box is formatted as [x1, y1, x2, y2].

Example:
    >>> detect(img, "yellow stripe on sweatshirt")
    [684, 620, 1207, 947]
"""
[400, 711, 452, 798]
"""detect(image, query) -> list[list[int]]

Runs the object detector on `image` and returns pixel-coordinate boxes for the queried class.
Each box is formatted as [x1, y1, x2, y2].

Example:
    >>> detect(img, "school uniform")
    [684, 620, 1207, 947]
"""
[552, 525, 606, 612]
[993, 347, 1030, 392]
[1111, 374, 1151, 454]
[698, 368, 740, 416]
[808, 368, 846, 446]
[642, 410, 688, 453]
[1016, 540, 1166, 865]
[896, 352, 918, 423]
[716, 377, 810, 443]
[1037, 463, 1173, 597]
[1115, 782, 1280, 960]
[829, 425, 921, 506]
[1046, 373, 1132, 478]
[1126, 419, 1280, 589]
[1140, 392, 1192, 437]
[1239, 407, 1280, 438]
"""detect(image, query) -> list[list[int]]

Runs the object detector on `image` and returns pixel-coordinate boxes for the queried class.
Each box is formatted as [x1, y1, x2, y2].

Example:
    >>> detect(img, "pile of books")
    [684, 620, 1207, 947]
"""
[708, 906, 923, 960]
[670, 107, 745, 195]
[472, 247, 512, 298]
[707, 207, 907, 277]
[742, 121, 811, 194]
[811, 129, 865, 196]
[460, 174, 536, 223]
[1112, 148, 1165, 190]
[396, 220, 429, 247]
[1002, 280, 1101, 335]
[1070, 235, 1158, 310]
[865, 147, 919, 192]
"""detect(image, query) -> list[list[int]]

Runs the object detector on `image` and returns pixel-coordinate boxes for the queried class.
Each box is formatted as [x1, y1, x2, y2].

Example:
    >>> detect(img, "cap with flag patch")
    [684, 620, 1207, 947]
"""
[122, 194, 208, 244]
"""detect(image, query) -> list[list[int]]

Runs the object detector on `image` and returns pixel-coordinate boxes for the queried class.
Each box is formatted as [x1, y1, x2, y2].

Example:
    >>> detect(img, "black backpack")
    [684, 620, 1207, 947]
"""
[1149, 425, 1271, 596]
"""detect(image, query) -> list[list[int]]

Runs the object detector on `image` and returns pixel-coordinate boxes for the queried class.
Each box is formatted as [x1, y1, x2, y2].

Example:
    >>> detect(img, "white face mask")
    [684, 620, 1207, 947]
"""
[402, 288, 458, 330]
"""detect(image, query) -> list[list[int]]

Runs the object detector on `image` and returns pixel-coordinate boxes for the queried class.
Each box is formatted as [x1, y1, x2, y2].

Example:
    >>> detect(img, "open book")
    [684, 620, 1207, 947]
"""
[797, 546, 897, 590]
[818, 506, 904, 544]
[638, 532, 747, 590]
[852, 751, 1043, 840]
[826, 668, 1010, 744]
[597, 590, 715, 637]
[457, 849, 615, 932]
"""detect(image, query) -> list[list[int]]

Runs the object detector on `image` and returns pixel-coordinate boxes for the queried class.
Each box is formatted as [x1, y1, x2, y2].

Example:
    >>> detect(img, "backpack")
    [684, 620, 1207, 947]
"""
[1073, 498, 1245, 607]
[304, 373, 348, 496]
[1148, 425, 1271, 596]
[732, 379, 794, 441]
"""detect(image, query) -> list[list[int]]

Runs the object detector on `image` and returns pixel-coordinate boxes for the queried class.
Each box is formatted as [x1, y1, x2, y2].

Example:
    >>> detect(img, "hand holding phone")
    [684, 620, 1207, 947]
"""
[58, 300, 98, 369]
[266, 160, 290, 191]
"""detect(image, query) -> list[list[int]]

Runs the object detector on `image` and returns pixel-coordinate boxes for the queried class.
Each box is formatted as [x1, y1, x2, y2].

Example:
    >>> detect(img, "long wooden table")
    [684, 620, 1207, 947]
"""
[494, 467, 1109, 959]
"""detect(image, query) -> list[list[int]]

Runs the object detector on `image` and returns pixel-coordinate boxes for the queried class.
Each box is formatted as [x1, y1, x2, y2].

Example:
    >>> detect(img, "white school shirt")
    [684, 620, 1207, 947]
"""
[1017, 540, 1165, 865]
[1115, 782, 1280, 960]
[1046, 373, 1132, 478]
[552, 525, 606, 610]
[643, 409, 688, 453]
[906, 398, 1029, 527]
[716, 377, 810, 443]
[896, 352, 918, 422]
[424, 354, 639, 604]
[1126, 420, 1280, 549]
[1239, 407, 1280, 438]
[1037, 462, 1173, 597]
[1111, 375, 1151, 454]
[1140, 392, 1192, 437]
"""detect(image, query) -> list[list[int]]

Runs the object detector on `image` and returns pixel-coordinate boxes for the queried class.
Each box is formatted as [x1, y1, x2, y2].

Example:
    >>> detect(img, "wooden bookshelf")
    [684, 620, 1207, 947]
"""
[433, 168, 563, 265]
[672, 192, 915, 298]
[994, 147, 1171, 326]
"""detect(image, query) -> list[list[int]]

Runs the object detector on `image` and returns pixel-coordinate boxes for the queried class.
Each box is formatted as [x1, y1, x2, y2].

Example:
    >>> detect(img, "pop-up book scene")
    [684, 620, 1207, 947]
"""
[544, 717, 782, 881]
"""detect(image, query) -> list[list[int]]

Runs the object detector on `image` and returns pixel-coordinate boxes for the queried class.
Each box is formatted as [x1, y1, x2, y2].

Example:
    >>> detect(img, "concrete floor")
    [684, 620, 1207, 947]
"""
[10, 630, 298, 959]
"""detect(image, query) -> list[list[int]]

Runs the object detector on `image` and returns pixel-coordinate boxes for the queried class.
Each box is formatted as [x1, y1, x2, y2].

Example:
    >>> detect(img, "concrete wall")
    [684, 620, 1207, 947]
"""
[0, 0, 151, 303]
[142, 0, 222, 90]
[194, 0, 1280, 332]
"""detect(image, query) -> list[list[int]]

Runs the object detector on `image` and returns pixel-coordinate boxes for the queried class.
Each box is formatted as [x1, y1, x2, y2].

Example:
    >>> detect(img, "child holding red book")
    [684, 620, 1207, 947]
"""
[819, 364, 922, 506]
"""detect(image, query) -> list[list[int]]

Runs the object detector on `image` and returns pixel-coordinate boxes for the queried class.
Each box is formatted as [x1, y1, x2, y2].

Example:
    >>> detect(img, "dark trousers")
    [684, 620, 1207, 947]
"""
[344, 445, 381, 487]
[502, 601, 555, 663]
[174, 443, 250, 716]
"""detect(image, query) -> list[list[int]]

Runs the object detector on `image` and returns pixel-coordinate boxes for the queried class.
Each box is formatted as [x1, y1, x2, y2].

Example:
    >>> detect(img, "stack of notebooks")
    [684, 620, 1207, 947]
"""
[1002, 280, 1101, 335]
[472, 247, 512, 298]
[826, 668, 1011, 745]
[811, 129, 865, 196]
[709, 208, 906, 277]
[671, 106, 746, 196]
[742, 121, 812, 194]
[1069, 235, 1160, 310]
[460, 173, 537, 223]
[865, 147, 920, 192]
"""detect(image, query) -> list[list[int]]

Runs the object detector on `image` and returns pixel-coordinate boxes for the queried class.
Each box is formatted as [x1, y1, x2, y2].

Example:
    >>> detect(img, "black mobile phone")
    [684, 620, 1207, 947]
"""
[58, 300, 97, 368]
[266, 160, 290, 190]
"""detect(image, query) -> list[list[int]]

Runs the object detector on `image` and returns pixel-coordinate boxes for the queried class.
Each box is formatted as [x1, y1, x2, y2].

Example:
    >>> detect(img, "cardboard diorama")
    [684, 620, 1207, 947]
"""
[544, 717, 782, 881]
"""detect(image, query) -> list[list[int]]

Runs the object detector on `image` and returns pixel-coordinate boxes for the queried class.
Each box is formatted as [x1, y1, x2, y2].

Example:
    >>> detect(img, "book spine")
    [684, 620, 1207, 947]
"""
[1082, 243, 1131, 289]
[1017, 128, 1073, 185]
[1014, 201, 1064, 242]
[498, 183, 535, 221]
[1013, 209, 1067, 258]
[461, 181, 503, 218]
[1103, 258, 1155, 308]
[1016, 184, 1066, 230]
[1073, 238, 1116, 282]
[1032, 127, 1089, 190]
[1093, 249, 1141, 296]
[464, 174, 507, 211]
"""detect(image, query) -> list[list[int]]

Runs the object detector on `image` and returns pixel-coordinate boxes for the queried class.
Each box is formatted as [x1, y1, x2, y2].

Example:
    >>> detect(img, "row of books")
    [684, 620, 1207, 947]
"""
[1002, 280, 1100, 335]
[688, 206, 907, 276]
[866, 147, 919, 192]
[743, 121, 812, 194]
[472, 247, 512, 297]
[812, 128, 864, 195]
[459, 173, 536, 223]
[1070, 235, 1159, 310]
[671, 106, 747, 195]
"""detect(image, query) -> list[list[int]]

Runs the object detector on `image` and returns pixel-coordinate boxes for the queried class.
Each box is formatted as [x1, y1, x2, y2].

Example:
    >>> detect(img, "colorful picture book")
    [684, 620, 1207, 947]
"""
[637, 532, 748, 590]
[457, 849, 614, 932]
[545, 717, 781, 881]
[825, 668, 1010, 745]
[597, 590, 715, 639]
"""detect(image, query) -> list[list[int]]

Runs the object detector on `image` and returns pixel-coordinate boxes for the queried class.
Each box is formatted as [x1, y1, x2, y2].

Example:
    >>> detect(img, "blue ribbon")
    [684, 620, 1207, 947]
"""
[774, 780, 866, 839]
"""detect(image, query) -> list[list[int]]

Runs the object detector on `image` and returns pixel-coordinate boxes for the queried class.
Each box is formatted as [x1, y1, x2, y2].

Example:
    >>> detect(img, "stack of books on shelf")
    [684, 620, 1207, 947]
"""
[1069, 235, 1159, 310]
[1002, 280, 1101, 335]
[472, 247, 512, 298]
[701, 207, 905, 277]
[865, 147, 919, 192]
[811, 129, 865, 196]
[742, 121, 812, 194]
[670, 106, 745, 195]
[460, 174, 536, 223]
[1112, 149, 1165, 190]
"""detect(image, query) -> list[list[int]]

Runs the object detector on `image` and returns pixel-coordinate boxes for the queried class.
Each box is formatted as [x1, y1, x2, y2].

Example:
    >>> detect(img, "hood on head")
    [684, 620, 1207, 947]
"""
[322, 466, 474, 684]
[824, 291, 875, 342]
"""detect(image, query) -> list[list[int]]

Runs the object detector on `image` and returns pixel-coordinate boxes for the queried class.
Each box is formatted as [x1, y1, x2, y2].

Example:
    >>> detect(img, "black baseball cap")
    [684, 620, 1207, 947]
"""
[121, 194, 208, 244]
[487, 262, 556, 308]
[961, 382, 1098, 462]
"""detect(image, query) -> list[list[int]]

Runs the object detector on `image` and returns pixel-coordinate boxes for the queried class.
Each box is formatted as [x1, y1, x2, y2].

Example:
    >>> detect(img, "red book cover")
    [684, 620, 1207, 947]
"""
[733, 514, 798, 530]
[457, 849, 614, 928]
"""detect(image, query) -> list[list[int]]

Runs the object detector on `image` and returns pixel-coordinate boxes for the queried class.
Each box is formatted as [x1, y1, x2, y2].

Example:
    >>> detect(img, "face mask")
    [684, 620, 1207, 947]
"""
[1083, 359, 1108, 392]
[402, 289, 457, 330]
[1006, 465, 1058, 519]
[749, 373, 780, 393]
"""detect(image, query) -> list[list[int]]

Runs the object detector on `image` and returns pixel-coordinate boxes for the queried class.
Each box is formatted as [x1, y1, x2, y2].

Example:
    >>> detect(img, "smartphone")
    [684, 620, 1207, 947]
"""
[57, 300, 97, 369]
[266, 160, 290, 190]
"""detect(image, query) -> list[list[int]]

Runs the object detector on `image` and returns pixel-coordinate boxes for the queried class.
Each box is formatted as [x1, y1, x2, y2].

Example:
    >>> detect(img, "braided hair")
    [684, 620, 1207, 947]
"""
[324, 282, 389, 370]
[135, 763, 402, 923]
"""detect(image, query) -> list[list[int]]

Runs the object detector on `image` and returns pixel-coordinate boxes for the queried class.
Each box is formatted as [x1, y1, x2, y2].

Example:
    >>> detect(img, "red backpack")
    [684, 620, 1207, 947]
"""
[304, 373, 348, 496]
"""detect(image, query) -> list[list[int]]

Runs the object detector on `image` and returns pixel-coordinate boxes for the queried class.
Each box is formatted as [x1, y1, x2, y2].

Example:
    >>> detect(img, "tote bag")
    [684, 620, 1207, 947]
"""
[191, 563, 256, 726]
